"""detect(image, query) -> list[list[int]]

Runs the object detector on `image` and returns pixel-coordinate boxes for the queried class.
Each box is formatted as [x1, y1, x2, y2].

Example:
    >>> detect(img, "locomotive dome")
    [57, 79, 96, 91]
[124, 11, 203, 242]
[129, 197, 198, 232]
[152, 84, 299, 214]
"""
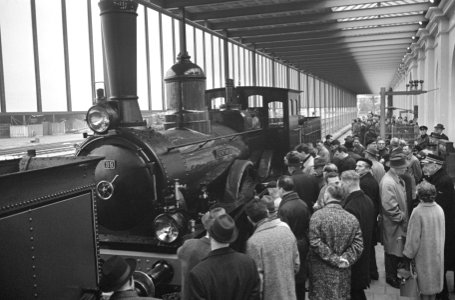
[165, 54, 205, 80]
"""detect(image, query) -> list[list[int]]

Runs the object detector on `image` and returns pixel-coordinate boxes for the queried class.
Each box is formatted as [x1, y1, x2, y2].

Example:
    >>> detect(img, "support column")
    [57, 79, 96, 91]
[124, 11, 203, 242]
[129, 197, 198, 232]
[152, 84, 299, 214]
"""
[436, 17, 450, 138]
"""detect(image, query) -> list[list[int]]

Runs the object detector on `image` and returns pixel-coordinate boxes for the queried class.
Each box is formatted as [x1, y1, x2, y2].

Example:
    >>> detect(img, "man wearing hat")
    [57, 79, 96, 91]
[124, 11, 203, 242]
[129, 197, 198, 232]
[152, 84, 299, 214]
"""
[421, 154, 455, 300]
[285, 151, 320, 212]
[364, 144, 385, 184]
[177, 207, 226, 300]
[379, 154, 409, 288]
[99, 255, 159, 299]
[415, 125, 430, 150]
[431, 124, 449, 140]
[189, 214, 260, 300]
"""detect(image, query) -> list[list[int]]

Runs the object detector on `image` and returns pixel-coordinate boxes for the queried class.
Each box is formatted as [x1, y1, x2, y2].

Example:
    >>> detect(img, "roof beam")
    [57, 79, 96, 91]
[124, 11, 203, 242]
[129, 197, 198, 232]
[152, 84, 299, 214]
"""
[281, 50, 406, 60]
[254, 32, 414, 48]
[271, 44, 409, 55]
[243, 24, 419, 43]
[210, 3, 428, 30]
[188, 0, 393, 19]
[294, 55, 403, 63]
[260, 37, 412, 51]
[228, 14, 423, 38]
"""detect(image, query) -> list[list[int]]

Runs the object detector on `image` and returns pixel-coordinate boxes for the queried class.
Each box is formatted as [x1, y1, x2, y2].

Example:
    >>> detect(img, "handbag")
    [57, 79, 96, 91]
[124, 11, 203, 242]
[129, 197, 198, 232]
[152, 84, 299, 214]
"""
[400, 263, 419, 298]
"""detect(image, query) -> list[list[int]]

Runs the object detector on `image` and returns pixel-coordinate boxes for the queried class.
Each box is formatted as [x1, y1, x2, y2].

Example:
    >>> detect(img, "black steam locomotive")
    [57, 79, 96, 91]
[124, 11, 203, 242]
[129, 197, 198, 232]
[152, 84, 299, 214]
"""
[0, 1, 314, 298]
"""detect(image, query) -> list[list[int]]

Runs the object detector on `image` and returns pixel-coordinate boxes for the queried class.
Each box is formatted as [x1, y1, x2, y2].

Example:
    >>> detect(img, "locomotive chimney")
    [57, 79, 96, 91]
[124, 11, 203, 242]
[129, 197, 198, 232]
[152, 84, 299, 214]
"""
[98, 0, 145, 127]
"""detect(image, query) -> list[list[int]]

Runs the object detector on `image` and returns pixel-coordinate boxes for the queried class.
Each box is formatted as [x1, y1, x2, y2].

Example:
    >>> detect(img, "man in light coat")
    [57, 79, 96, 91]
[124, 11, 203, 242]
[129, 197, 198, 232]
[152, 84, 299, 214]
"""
[245, 198, 300, 300]
[380, 154, 408, 288]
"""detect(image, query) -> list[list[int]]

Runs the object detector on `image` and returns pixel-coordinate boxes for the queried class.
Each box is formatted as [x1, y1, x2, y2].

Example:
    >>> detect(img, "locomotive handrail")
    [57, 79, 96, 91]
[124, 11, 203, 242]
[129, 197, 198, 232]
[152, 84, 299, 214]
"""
[166, 128, 263, 152]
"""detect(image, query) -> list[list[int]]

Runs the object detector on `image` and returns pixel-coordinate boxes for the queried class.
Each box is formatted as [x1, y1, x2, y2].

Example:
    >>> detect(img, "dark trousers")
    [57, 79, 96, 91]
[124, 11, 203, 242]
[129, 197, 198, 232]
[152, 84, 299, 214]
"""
[351, 288, 367, 300]
[385, 253, 401, 280]
[370, 244, 378, 276]
[296, 282, 306, 300]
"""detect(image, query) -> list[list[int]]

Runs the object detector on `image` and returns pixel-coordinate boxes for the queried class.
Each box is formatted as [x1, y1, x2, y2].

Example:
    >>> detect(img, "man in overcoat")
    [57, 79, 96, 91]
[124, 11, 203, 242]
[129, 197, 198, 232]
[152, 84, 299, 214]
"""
[309, 184, 364, 300]
[177, 207, 226, 300]
[355, 158, 381, 280]
[341, 170, 375, 300]
[189, 214, 260, 300]
[245, 199, 300, 300]
[277, 175, 311, 300]
[380, 154, 408, 288]
[422, 154, 455, 300]
[285, 151, 320, 212]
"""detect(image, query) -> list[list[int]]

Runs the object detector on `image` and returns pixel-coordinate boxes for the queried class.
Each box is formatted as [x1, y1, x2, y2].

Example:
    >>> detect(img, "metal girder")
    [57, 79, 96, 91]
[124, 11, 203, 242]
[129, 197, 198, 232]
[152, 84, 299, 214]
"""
[281, 50, 406, 61]
[254, 31, 415, 48]
[295, 56, 402, 64]
[210, 3, 429, 30]
[261, 36, 412, 51]
[271, 44, 409, 56]
[188, 0, 400, 20]
[244, 24, 419, 44]
[228, 14, 423, 38]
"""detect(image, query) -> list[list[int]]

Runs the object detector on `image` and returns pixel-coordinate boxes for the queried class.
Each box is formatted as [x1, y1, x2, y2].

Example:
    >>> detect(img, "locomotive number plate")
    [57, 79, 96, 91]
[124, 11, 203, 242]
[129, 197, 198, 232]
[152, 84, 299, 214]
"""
[102, 160, 116, 169]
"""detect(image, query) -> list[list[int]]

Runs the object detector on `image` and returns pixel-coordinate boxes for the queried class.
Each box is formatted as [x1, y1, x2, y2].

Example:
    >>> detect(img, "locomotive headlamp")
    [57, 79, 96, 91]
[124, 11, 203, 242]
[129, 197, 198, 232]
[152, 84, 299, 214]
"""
[153, 212, 186, 243]
[86, 102, 119, 133]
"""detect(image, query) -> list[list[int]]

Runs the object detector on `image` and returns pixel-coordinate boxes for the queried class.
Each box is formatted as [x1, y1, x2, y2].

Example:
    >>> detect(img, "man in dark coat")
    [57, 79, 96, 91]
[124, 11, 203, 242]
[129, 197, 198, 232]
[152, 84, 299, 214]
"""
[278, 175, 311, 300]
[341, 170, 375, 300]
[100, 256, 160, 300]
[333, 145, 357, 174]
[285, 151, 320, 212]
[189, 214, 260, 300]
[414, 125, 430, 150]
[355, 158, 381, 280]
[422, 154, 455, 300]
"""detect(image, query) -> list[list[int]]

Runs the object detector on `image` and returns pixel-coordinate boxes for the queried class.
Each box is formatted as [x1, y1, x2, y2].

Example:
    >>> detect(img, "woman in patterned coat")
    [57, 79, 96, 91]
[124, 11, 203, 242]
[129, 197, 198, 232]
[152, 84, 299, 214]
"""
[309, 184, 364, 300]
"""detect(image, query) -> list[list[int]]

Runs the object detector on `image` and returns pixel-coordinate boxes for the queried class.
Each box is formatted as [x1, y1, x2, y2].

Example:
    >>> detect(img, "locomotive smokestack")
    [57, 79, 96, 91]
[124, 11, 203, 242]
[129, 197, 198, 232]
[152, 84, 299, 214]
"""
[98, 0, 144, 127]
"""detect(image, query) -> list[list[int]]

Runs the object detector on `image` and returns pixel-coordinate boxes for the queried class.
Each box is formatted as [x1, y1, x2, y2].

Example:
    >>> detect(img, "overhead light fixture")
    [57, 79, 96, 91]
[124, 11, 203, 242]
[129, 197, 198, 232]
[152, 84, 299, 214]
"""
[411, 36, 419, 42]
[430, 0, 441, 6]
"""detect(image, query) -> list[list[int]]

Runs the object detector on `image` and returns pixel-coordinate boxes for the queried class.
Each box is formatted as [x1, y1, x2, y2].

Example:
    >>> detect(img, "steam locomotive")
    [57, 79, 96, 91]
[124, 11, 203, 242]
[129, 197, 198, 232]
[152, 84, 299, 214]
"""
[0, 1, 315, 298]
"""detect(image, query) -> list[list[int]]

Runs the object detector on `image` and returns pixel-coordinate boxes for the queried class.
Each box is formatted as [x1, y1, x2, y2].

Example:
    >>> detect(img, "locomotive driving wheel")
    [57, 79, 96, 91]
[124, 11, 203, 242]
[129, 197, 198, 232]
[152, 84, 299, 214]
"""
[224, 160, 257, 205]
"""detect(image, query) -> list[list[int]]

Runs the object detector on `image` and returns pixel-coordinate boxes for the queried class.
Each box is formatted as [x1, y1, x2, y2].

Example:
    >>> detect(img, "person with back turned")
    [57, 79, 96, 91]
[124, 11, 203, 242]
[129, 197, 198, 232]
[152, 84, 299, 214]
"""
[189, 214, 260, 300]
[99, 255, 160, 300]
[277, 175, 311, 300]
[341, 170, 375, 300]
[245, 198, 300, 300]
[177, 207, 226, 300]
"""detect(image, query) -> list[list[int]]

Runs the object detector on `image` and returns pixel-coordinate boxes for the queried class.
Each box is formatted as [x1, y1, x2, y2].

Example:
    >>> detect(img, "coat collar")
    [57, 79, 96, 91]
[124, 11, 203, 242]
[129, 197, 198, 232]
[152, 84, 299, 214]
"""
[206, 246, 235, 259]
[279, 191, 301, 207]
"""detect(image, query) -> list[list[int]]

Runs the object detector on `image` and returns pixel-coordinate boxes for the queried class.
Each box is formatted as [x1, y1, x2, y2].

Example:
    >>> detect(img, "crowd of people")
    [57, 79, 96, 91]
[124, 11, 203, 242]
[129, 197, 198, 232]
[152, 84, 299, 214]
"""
[99, 122, 454, 300]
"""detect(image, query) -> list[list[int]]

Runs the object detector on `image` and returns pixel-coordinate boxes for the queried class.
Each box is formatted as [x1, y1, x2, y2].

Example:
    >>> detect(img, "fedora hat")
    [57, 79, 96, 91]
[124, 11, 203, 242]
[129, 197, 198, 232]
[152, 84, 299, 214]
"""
[389, 155, 408, 169]
[209, 214, 238, 244]
[434, 123, 445, 130]
[99, 255, 136, 292]
[364, 145, 378, 157]
[201, 207, 226, 230]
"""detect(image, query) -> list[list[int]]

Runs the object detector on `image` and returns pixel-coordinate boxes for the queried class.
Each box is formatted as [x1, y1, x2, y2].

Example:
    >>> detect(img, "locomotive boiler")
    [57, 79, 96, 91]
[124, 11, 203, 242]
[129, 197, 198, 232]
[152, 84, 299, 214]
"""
[76, 0, 304, 296]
